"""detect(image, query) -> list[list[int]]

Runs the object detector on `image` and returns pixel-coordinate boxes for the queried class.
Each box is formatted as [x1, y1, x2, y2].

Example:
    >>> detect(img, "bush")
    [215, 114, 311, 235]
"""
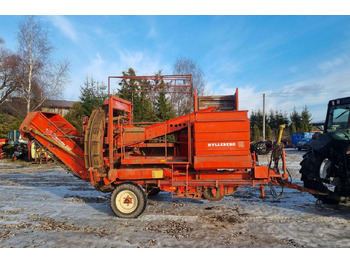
[0, 112, 23, 138]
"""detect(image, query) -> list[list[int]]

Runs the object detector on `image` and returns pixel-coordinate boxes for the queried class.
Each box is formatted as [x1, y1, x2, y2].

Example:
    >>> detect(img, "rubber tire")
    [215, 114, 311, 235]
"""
[111, 183, 147, 218]
[203, 187, 224, 201]
[300, 151, 339, 204]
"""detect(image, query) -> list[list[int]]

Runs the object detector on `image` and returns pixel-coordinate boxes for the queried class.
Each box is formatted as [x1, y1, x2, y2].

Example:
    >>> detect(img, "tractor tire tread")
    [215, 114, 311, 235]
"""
[300, 151, 339, 204]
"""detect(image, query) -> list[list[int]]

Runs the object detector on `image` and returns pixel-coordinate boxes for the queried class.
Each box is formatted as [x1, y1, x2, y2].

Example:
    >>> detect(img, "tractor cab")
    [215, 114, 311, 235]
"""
[325, 97, 350, 141]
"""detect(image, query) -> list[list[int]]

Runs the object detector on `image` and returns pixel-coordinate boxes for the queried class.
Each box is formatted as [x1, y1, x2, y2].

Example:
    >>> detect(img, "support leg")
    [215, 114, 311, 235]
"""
[260, 185, 265, 199]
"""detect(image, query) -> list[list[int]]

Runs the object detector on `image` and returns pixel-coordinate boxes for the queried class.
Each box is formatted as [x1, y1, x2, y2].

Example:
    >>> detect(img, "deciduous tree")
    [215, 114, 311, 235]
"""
[0, 39, 20, 105]
[172, 57, 208, 116]
[16, 16, 70, 115]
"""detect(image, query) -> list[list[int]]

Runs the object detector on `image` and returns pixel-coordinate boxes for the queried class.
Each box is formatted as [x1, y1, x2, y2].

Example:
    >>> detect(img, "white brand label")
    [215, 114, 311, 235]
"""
[208, 142, 236, 147]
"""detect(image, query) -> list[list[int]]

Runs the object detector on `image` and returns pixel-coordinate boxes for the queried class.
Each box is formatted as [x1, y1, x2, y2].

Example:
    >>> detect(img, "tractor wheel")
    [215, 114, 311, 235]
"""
[111, 183, 147, 218]
[300, 151, 339, 204]
[203, 187, 224, 201]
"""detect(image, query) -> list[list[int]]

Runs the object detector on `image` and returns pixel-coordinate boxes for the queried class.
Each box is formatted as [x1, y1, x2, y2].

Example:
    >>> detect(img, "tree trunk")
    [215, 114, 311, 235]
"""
[27, 64, 33, 115]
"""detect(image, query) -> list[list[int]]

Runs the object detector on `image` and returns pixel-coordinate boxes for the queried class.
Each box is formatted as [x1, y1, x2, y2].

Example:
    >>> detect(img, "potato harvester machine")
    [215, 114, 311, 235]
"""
[19, 75, 323, 218]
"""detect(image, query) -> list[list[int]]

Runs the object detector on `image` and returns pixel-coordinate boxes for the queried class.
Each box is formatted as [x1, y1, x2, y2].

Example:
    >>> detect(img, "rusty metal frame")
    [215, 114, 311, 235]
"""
[108, 75, 193, 168]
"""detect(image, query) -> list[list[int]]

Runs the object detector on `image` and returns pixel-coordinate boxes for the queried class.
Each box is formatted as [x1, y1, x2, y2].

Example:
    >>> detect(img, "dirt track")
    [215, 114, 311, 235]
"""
[1, 150, 350, 248]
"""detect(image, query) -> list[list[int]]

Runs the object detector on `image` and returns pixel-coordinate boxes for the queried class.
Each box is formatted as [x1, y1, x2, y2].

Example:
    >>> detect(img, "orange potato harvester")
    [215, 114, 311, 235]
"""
[20, 75, 319, 218]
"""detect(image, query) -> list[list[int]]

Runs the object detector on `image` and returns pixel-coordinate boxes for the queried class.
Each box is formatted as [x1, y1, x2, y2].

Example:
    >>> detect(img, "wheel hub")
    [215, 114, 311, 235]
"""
[123, 196, 133, 205]
[320, 158, 332, 179]
[116, 190, 138, 214]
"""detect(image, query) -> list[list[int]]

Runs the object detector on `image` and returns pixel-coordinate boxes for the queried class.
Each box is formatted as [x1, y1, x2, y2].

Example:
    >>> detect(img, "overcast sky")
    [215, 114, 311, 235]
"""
[1, 10, 350, 122]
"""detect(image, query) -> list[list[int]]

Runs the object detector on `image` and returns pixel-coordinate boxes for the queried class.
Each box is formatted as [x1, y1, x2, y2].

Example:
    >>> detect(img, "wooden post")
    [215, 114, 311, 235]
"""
[263, 93, 266, 141]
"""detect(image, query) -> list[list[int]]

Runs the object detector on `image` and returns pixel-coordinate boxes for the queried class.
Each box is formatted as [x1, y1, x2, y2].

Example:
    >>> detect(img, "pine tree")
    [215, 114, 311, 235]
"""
[135, 79, 157, 122]
[266, 124, 272, 140]
[290, 107, 302, 132]
[250, 110, 263, 131]
[118, 68, 137, 102]
[153, 73, 176, 122]
[64, 76, 107, 131]
[301, 105, 313, 132]
[268, 109, 277, 129]
[156, 87, 176, 122]
[117, 68, 159, 123]
[64, 102, 84, 132]
[290, 122, 297, 134]
[79, 76, 107, 117]
[252, 124, 260, 141]
[272, 109, 289, 128]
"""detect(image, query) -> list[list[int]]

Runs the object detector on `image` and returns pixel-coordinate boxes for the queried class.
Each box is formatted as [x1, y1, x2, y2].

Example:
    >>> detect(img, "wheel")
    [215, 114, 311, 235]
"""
[203, 187, 224, 201]
[251, 142, 268, 155]
[110, 183, 147, 218]
[300, 151, 339, 204]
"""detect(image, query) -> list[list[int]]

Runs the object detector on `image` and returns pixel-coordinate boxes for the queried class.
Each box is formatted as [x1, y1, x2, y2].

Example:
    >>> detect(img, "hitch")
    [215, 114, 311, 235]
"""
[273, 178, 329, 196]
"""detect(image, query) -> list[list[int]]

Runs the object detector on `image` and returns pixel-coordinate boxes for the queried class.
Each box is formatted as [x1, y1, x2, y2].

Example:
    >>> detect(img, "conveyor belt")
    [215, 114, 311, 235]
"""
[84, 107, 106, 175]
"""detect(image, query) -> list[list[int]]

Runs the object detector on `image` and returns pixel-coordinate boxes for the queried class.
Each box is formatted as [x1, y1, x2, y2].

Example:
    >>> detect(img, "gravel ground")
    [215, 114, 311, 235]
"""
[1, 149, 350, 248]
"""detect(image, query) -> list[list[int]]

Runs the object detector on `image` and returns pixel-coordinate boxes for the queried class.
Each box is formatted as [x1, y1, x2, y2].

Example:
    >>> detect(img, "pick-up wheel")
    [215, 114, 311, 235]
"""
[111, 183, 147, 218]
[203, 187, 224, 201]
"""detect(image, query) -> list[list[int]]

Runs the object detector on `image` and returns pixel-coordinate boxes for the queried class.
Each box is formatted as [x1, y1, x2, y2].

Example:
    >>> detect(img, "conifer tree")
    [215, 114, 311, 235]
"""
[154, 73, 176, 122]
[290, 122, 297, 134]
[252, 124, 260, 141]
[64, 102, 84, 132]
[64, 76, 107, 131]
[156, 88, 176, 121]
[79, 76, 107, 117]
[266, 124, 272, 140]
[290, 107, 302, 132]
[300, 105, 313, 132]
[250, 110, 263, 131]
[118, 68, 137, 102]
[136, 78, 157, 122]
[117, 69, 158, 123]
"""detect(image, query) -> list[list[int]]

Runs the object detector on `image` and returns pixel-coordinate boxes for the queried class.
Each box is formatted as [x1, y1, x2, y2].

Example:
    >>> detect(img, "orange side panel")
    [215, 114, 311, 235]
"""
[194, 121, 250, 132]
[254, 166, 269, 179]
[195, 131, 249, 141]
[194, 155, 252, 169]
[193, 110, 252, 170]
[195, 110, 248, 121]
[110, 168, 164, 180]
